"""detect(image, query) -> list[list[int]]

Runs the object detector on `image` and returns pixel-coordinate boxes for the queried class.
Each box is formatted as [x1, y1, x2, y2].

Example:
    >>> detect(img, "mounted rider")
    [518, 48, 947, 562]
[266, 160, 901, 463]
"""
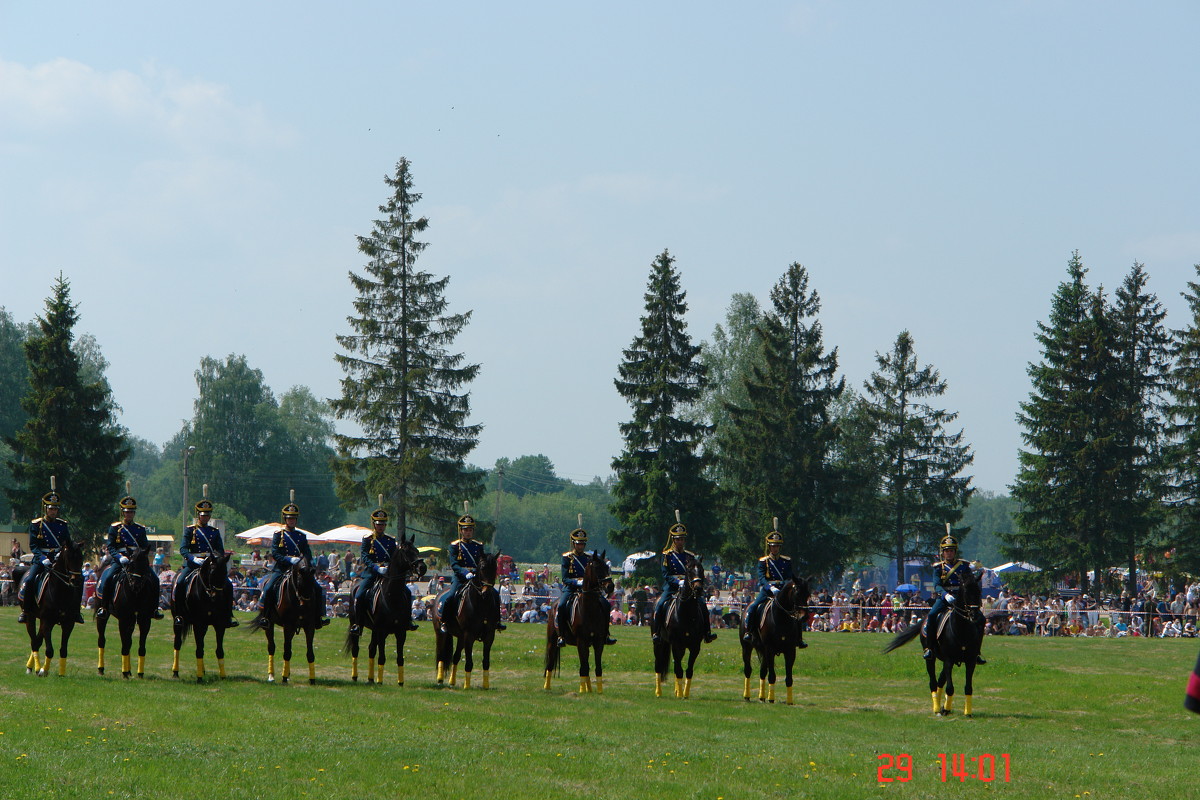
[438, 512, 505, 633]
[555, 523, 616, 647]
[350, 505, 419, 634]
[922, 533, 986, 665]
[256, 497, 330, 628]
[650, 521, 717, 645]
[741, 524, 807, 649]
[18, 483, 84, 624]
[95, 489, 164, 621]
[174, 488, 239, 628]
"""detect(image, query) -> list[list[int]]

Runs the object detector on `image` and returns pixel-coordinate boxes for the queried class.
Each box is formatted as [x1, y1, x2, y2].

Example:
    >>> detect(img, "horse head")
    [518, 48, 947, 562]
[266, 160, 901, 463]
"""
[781, 577, 811, 618]
[389, 533, 419, 577]
[54, 537, 83, 577]
[479, 551, 500, 586]
[583, 550, 609, 591]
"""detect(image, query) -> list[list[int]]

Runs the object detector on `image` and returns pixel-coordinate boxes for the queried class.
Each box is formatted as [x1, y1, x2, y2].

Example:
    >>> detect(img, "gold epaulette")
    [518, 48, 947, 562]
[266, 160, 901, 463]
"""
[562, 551, 574, 557]
[451, 539, 463, 546]
[31, 517, 42, 524]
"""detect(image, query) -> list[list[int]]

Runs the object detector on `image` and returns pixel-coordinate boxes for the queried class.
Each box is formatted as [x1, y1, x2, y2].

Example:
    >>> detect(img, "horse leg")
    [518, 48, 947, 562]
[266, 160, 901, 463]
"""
[783, 645, 797, 706]
[264, 622, 277, 683]
[395, 630, 406, 686]
[214, 625, 227, 679]
[653, 640, 668, 697]
[942, 663, 955, 715]
[26, 618, 43, 674]
[96, 608, 108, 675]
[366, 631, 377, 684]
[672, 641, 685, 698]
[281, 626, 293, 684]
[375, 631, 386, 684]
[193, 621, 207, 681]
[349, 623, 361, 682]
[463, 638, 475, 689]
[741, 637, 755, 701]
[963, 659, 976, 716]
[577, 641, 591, 693]
[305, 626, 316, 685]
[135, 616, 149, 678]
[171, 617, 184, 678]
[481, 634, 494, 690]
[594, 642, 604, 694]
[683, 643, 700, 699]
[758, 646, 771, 702]
[57, 621, 73, 677]
[926, 653, 941, 713]
[120, 616, 134, 679]
[450, 638, 464, 687]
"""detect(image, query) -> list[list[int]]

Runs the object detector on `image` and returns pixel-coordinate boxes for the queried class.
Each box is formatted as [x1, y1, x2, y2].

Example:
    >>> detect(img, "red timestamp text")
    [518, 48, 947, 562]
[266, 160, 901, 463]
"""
[876, 753, 1011, 783]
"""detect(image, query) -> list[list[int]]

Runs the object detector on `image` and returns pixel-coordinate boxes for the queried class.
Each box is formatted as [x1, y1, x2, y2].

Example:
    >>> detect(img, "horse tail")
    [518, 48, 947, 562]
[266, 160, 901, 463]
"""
[882, 623, 922, 654]
[176, 623, 190, 645]
[246, 612, 270, 633]
[544, 623, 561, 675]
[343, 625, 357, 655]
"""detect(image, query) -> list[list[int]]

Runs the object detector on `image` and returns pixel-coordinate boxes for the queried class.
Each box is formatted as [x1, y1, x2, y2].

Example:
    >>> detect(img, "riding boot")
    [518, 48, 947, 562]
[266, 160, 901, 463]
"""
[408, 621, 419, 632]
[153, 607, 165, 620]
[95, 598, 109, 621]
[742, 608, 758, 644]
[605, 635, 617, 645]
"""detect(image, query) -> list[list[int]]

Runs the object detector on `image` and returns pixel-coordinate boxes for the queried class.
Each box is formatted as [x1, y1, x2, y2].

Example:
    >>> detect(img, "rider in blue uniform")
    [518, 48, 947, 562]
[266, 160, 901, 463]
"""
[438, 514, 506, 632]
[256, 500, 330, 628]
[922, 534, 986, 664]
[650, 522, 717, 644]
[18, 490, 84, 624]
[554, 526, 616, 647]
[741, 527, 806, 648]
[174, 497, 239, 627]
[95, 493, 164, 620]
[350, 507, 419, 634]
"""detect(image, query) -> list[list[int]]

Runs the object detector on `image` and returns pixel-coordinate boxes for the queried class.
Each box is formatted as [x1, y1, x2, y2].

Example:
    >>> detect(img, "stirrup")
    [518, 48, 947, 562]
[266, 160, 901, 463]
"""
[797, 639, 808, 649]
[95, 606, 109, 619]
[975, 655, 987, 665]
[226, 617, 239, 628]
[408, 622, 419, 632]
[152, 609, 165, 620]
[495, 622, 507, 631]
[439, 623, 448, 634]
[317, 618, 331, 629]
[922, 648, 933, 659]
[17, 612, 26, 624]
[556, 636, 565, 647]
[75, 611, 85, 624]
[605, 636, 617, 645]
[704, 633, 717, 644]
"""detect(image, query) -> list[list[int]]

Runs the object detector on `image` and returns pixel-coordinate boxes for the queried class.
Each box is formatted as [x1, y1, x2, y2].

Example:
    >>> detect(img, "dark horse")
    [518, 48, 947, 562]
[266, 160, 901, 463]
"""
[654, 557, 710, 699]
[543, 550, 611, 694]
[344, 534, 423, 685]
[172, 550, 234, 682]
[248, 557, 322, 684]
[883, 568, 986, 716]
[740, 577, 810, 705]
[18, 538, 83, 676]
[96, 547, 158, 679]
[432, 551, 501, 689]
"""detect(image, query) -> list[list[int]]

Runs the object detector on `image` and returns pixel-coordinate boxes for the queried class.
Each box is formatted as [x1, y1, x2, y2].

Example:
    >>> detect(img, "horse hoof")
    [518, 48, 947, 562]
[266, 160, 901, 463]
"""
[122, 672, 131, 680]
[281, 678, 289, 685]
[97, 668, 104, 676]
[351, 676, 357, 682]
[309, 679, 315, 685]
[26, 668, 32, 675]
[196, 677, 204, 684]
[172, 671, 179, 679]
[137, 673, 144, 679]
[367, 678, 374, 685]
[267, 675, 275, 683]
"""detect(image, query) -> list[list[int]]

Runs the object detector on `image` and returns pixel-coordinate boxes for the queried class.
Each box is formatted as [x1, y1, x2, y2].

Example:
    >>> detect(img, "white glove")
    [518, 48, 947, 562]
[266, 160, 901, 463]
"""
[945, 593, 955, 603]
[770, 586, 780, 595]
[376, 565, 387, 575]
[191, 555, 206, 565]
[119, 556, 130, 565]
[465, 572, 475, 580]
[289, 556, 301, 565]
[42, 558, 52, 567]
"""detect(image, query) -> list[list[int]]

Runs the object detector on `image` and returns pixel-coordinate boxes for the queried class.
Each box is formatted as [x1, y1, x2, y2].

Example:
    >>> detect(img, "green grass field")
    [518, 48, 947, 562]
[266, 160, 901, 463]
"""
[0, 612, 1195, 800]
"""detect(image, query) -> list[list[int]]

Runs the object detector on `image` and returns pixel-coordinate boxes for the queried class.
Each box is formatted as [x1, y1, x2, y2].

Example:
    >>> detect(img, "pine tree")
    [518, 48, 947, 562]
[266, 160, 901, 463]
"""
[610, 250, 718, 555]
[718, 263, 845, 571]
[863, 330, 974, 578]
[1164, 264, 1200, 574]
[1008, 252, 1117, 593]
[4, 276, 130, 547]
[332, 158, 484, 541]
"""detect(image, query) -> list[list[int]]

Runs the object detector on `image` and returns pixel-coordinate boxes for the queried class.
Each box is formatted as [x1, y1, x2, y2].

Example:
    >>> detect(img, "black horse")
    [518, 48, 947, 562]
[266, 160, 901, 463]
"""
[883, 569, 986, 716]
[344, 533, 423, 685]
[543, 550, 612, 694]
[248, 557, 323, 684]
[19, 538, 83, 676]
[433, 551, 501, 689]
[740, 577, 810, 704]
[96, 547, 159, 678]
[653, 557, 710, 699]
[172, 550, 234, 682]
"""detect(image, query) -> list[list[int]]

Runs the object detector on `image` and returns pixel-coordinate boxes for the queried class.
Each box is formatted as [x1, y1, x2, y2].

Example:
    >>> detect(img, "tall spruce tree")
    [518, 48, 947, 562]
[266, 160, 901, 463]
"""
[1109, 263, 1170, 594]
[610, 250, 718, 555]
[4, 276, 130, 547]
[718, 263, 845, 571]
[1008, 253, 1117, 593]
[1164, 264, 1200, 574]
[332, 158, 484, 541]
[863, 330, 974, 578]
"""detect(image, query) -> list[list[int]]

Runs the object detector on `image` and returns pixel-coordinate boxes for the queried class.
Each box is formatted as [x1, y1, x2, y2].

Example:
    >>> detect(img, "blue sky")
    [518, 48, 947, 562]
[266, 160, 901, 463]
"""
[2, 2, 1198, 493]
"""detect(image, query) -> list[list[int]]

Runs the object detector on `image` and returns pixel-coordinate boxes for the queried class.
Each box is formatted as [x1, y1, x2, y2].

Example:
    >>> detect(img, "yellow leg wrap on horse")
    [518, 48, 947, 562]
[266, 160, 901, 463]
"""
[943, 695, 953, 712]
[449, 664, 458, 686]
[172, 650, 180, 673]
[58, 657, 66, 677]
[579, 676, 588, 693]
[310, 663, 316, 682]
[282, 660, 290, 680]
[931, 691, 941, 713]
[767, 684, 775, 704]
[351, 657, 358, 680]
[368, 657, 375, 679]
[197, 657, 205, 679]
[267, 654, 275, 679]
[218, 659, 226, 679]
[137, 655, 145, 676]
[743, 676, 752, 699]
[374, 663, 381, 683]
[759, 679, 767, 701]
[787, 685, 794, 706]
[964, 695, 973, 716]
[27, 652, 37, 671]
[684, 678, 692, 699]
[465, 671, 473, 689]
[482, 670, 489, 690]
[436, 662, 445, 683]
[97, 648, 105, 671]
[596, 676, 603, 694]
[122, 655, 131, 674]
[397, 664, 404, 685]
[655, 674, 663, 697]
[543, 670, 552, 690]
[674, 677, 683, 698]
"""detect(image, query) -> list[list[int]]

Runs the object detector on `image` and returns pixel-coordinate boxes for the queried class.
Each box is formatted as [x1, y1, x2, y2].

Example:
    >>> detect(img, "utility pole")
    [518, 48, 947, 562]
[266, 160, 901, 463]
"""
[491, 465, 505, 551]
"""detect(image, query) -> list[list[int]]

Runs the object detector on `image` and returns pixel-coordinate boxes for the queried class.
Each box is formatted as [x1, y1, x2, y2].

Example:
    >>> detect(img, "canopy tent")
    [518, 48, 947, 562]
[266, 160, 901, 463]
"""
[314, 524, 371, 544]
[621, 550, 658, 574]
[233, 523, 319, 545]
[991, 561, 1041, 574]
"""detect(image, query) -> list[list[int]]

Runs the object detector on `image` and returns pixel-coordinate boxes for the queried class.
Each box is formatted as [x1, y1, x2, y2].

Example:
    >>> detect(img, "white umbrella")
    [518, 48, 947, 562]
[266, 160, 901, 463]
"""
[991, 561, 1041, 574]
[314, 524, 372, 544]
[621, 550, 658, 574]
[234, 523, 319, 542]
